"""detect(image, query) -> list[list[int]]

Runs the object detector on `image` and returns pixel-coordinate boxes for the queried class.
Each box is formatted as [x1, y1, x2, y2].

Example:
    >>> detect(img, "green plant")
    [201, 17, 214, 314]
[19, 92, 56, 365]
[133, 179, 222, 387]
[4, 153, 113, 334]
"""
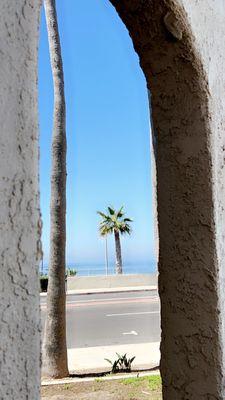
[95, 378, 103, 383]
[105, 353, 135, 374]
[122, 376, 143, 387]
[40, 275, 48, 292]
[147, 375, 161, 391]
[66, 268, 77, 276]
[122, 375, 161, 390]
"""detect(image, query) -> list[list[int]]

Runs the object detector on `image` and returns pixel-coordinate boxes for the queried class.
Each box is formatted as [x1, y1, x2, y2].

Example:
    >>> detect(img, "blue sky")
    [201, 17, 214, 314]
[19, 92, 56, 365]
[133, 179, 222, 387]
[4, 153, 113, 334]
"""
[38, 0, 155, 269]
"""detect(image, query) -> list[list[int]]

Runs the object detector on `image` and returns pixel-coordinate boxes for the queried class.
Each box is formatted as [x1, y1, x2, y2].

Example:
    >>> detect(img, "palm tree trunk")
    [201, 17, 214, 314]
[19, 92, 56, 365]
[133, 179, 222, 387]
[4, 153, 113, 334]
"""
[42, 0, 69, 378]
[114, 230, 123, 274]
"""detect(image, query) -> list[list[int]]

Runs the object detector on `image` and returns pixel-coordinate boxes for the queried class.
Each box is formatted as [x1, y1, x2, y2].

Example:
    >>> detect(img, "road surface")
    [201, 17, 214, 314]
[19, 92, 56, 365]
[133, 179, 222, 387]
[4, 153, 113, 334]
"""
[40, 290, 160, 349]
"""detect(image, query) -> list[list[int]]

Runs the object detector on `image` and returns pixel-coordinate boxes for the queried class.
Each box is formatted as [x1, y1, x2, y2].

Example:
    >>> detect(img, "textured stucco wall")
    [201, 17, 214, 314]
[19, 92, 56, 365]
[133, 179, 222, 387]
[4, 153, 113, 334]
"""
[180, 0, 225, 384]
[2, 1, 225, 399]
[110, 1, 225, 399]
[0, 1, 41, 399]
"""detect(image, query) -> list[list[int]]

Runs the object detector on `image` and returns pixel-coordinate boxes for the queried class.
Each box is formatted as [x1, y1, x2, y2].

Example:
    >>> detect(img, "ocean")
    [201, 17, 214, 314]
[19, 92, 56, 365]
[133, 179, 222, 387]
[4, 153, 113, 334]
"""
[40, 260, 157, 276]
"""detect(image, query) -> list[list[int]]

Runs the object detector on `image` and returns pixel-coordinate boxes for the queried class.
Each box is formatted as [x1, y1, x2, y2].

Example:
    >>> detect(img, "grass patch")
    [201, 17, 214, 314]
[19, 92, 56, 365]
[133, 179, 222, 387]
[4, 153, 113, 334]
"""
[122, 376, 143, 387]
[42, 374, 162, 399]
[95, 378, 103, 383]
[147, 375, 161, 391]
[122, 375, 161, 390]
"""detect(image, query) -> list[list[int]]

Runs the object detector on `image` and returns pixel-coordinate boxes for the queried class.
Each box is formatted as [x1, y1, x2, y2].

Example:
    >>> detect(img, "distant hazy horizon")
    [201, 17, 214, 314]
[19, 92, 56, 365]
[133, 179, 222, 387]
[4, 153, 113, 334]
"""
[41, 259, 157, 276]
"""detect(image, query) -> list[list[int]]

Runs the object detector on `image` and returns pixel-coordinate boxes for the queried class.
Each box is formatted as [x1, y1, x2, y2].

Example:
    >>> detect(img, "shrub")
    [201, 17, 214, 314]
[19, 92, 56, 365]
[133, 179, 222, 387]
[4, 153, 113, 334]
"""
[105, 353, 135, 374]
[40, 275, 48, 292]
[67, 268, 77, 276]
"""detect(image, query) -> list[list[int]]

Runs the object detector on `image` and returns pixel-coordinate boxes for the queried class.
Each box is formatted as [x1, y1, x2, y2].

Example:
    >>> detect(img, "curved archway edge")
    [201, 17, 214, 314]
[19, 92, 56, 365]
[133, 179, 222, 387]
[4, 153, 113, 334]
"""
[1, 1, 225, 399]
[109, 1, 225, 398]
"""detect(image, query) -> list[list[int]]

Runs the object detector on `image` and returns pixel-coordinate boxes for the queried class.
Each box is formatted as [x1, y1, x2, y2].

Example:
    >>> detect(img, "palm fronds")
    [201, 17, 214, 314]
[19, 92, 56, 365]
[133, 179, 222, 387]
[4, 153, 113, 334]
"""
[97, 206, 133, 237]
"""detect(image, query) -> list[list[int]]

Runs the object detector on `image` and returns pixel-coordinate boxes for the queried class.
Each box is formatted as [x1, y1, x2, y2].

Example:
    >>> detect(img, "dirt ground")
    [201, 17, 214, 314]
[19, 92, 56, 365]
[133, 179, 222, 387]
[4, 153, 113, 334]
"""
[42, 375, 162, 400]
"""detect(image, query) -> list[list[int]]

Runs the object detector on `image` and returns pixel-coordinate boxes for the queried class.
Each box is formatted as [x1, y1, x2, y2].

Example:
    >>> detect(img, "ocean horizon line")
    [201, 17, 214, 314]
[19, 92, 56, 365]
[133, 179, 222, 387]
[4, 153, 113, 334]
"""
[40, 260, 157, 276]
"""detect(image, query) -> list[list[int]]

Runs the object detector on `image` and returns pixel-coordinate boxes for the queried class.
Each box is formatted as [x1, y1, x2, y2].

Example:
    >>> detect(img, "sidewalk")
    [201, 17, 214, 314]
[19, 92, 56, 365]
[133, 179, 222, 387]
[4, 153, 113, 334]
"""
[40, 285, 157, 297]
[42, 342, 160, 386]
[67, 342, 160, 374]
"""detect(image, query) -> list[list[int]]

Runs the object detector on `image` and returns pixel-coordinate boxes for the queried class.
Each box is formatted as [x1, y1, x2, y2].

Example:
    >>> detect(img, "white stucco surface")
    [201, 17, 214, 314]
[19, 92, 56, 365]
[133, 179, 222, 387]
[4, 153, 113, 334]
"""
[181, 0, 225, 389]
[0, 1, 41, 399]
[1, 0, 225, 399]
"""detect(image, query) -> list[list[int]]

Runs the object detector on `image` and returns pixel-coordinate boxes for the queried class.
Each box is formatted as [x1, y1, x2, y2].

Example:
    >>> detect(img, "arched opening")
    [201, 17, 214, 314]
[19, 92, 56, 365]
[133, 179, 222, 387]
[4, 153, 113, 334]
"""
[39, 0, 156, 278]
[39, 0, 223, 397]
[1, 1, 224, 399]
[39, 0, 159, 377]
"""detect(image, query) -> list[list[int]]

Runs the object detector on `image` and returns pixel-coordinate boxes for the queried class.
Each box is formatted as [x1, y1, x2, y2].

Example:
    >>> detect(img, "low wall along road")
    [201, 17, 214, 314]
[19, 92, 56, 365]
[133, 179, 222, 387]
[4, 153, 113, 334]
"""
[67, 273, 157, 292]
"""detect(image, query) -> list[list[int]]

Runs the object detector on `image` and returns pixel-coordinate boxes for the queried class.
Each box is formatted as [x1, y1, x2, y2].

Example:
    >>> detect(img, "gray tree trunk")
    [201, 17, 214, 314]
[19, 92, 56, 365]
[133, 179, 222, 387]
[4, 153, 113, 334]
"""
[114, 230, 123, 274]
[42, 0, 69, 378]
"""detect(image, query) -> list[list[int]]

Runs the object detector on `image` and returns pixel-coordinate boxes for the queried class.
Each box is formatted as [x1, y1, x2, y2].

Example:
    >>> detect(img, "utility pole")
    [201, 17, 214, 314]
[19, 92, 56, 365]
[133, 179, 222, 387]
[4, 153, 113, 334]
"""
[105, 236, 109, 275]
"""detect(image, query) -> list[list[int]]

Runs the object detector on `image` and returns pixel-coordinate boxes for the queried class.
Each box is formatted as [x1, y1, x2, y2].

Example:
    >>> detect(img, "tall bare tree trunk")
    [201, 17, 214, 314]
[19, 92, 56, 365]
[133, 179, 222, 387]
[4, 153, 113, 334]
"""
[42, 0, 69, 378]
[114, 230, 123, 274]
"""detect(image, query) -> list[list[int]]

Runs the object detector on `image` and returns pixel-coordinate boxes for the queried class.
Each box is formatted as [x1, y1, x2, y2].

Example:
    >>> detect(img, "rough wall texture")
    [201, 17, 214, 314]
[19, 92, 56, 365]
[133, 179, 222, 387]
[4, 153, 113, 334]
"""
[2, 0, 225, 399]
[0, 1, 41, 399]
[180, 0, 225, 385]
[110, 1, 225, 399]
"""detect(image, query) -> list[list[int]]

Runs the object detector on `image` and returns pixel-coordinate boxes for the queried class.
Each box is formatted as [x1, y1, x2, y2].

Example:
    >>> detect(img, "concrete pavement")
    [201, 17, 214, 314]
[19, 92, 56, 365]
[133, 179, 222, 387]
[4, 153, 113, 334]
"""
[40, 285, 157, 297]
[41, 290, 160, 373]
[67, 342, 160, 374]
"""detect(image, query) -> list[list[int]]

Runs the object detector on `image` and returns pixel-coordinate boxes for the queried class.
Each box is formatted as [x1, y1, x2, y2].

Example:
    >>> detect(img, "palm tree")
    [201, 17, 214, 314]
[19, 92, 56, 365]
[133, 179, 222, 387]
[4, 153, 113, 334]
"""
[97, 207, 133, 274]
[42, 0, 69, 378]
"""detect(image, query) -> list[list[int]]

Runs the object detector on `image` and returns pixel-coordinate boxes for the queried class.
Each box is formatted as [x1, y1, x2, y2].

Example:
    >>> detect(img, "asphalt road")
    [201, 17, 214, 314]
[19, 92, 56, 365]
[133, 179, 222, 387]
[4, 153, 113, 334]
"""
[40, 290, 160, 349]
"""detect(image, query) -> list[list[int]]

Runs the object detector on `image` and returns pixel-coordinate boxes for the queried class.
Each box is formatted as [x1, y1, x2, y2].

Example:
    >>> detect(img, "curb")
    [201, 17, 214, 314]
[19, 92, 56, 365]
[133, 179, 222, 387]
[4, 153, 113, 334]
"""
[40, 286, 158, 297]
[41, 369, 160, 386]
